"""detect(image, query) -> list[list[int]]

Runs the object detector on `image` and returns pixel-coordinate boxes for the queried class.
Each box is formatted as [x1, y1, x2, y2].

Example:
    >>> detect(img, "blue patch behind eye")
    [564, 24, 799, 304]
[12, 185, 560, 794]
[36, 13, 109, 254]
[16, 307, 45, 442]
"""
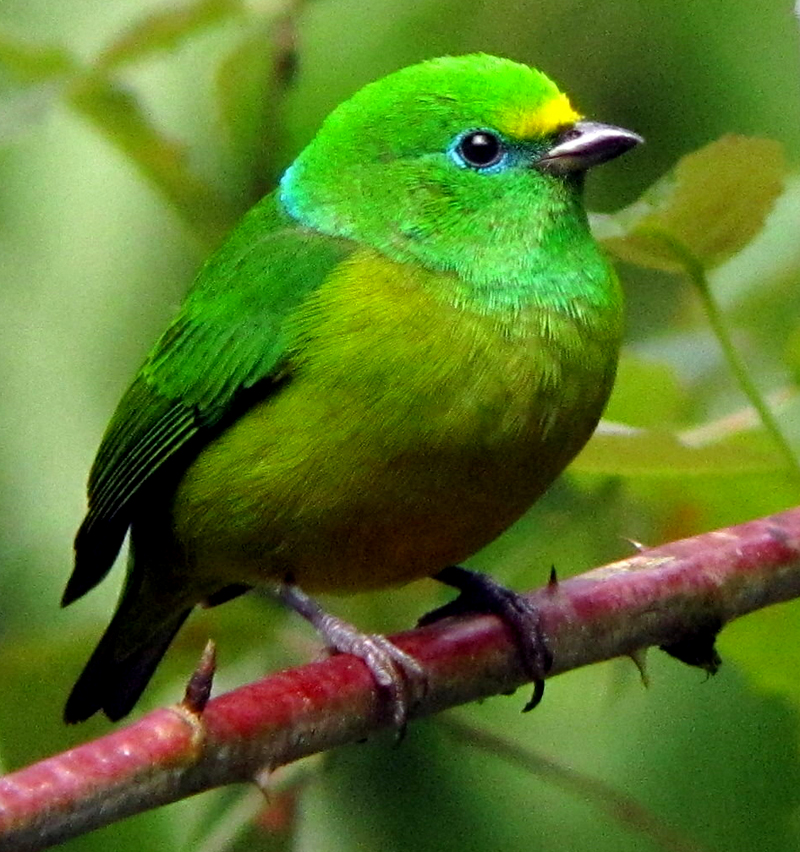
[279, 162, 305, 221]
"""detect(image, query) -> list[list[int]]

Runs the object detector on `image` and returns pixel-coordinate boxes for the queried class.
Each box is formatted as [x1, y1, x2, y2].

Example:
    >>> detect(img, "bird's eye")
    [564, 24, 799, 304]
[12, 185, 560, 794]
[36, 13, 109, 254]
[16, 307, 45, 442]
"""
[455, 131, 505, 169]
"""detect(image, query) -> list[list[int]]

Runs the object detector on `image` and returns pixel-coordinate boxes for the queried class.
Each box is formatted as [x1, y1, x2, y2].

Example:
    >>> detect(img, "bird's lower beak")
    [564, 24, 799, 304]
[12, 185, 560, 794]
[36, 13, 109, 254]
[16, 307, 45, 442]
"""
[537, 120, 643, 175]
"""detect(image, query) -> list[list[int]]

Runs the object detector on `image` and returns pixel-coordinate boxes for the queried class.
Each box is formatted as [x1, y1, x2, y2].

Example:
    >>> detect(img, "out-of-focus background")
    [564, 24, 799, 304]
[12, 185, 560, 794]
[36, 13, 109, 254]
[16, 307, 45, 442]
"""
[1, 1, 800, 850]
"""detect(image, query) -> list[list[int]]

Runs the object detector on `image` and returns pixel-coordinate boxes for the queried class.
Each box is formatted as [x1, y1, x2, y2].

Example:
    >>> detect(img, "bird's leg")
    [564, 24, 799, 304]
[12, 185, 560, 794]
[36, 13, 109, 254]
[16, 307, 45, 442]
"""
[278, 584, 427, 730]
[420, 565, 551, 711]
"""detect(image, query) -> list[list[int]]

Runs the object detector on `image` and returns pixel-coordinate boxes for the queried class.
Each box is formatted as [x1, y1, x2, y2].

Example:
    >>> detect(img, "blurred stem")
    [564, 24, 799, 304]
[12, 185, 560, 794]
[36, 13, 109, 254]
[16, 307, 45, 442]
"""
[189, 789, 265, 852]
[643, 226, 800, 484]
[441, 716, 710, 852]
[68, 74, 235, 248]
[94, 0, 246, 72]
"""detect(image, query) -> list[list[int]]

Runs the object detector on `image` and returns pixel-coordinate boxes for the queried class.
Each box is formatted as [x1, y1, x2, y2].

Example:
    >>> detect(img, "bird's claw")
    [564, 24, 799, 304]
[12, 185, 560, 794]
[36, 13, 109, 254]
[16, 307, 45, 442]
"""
[325, 627, 428, 731]
[278, 584, 426, 731]
[424, 565, 552, 711]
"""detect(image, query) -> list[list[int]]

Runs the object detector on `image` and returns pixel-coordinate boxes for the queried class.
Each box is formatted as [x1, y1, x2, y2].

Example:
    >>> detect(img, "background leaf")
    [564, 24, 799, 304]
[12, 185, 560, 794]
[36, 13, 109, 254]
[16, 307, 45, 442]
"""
[599, 136, 786, 271]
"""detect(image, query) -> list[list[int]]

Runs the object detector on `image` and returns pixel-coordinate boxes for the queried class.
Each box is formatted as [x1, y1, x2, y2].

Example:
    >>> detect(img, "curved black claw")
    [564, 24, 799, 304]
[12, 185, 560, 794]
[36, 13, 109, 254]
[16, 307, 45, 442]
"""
[423, 565, 552, 711]
[279, 584, 427, 731]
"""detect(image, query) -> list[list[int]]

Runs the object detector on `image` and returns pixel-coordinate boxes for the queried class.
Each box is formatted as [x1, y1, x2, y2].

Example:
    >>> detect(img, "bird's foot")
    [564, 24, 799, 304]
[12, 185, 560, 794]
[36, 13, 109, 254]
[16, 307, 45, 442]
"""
[279, 584, 426, 730]
[421, 565, 551, 712]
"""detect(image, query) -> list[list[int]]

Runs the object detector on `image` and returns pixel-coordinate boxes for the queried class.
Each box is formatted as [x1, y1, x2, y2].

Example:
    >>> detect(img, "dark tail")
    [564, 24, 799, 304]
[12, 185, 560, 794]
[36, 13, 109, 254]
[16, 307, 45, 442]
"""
[64, 605, 192, 724]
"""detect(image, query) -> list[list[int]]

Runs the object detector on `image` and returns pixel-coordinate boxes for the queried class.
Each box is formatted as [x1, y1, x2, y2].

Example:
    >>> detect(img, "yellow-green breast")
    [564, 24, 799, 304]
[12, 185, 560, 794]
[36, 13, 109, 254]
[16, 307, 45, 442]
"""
[170, 247, 621, 594]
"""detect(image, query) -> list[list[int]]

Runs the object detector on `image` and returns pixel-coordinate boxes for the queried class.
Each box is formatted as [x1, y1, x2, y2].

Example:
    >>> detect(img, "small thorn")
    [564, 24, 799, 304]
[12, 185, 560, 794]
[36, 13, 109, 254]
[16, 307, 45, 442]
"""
[622, 536, 648, 553]
[254, 765, 273, 798]
[522, 679, 545, 713]
[547, 566, 559, 590]
[182, 640, 217, 715]
[628, 648, 650, 687]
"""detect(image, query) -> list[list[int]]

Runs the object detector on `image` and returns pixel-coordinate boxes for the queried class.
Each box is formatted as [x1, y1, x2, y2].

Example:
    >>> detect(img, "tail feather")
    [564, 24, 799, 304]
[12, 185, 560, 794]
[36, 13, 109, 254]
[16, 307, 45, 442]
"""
[64, 607, 192, 724]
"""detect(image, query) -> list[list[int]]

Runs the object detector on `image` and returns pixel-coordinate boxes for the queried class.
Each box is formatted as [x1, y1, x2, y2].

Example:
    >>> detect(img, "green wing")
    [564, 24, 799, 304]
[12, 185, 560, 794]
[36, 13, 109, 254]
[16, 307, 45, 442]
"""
[64, 194, 355, 606]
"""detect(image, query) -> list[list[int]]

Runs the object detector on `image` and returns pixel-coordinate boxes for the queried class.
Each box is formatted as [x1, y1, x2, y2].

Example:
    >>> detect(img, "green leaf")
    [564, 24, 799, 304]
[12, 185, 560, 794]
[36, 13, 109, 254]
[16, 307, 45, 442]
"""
[95, 0, 245, 71]
[595, 135, 785, 272]
[602, 355, 685, 429]
[573, 421, 783, 477]
[0, 30, 77, 82]
[784, 323, 800, 386]
[720, 597, 800, 711]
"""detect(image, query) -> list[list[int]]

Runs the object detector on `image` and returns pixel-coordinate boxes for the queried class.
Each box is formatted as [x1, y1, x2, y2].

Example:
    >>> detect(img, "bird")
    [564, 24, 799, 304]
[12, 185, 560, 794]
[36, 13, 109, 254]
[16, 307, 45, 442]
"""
[62, 53, 641, 724]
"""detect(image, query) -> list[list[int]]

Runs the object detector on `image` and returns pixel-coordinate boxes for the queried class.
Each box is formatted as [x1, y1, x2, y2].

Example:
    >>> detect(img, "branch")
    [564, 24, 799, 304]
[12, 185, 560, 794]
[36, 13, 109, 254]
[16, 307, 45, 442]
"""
[3, 507, 800, 850]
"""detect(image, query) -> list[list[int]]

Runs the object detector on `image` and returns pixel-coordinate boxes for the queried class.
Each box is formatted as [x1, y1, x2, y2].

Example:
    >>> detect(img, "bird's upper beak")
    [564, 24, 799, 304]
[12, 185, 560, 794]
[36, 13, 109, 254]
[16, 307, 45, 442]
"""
[537, 120, 643, 175]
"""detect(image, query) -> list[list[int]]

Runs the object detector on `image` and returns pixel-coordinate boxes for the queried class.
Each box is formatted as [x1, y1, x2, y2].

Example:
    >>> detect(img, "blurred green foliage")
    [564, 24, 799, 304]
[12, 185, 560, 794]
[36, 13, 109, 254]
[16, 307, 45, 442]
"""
[1, 0, 800, 850]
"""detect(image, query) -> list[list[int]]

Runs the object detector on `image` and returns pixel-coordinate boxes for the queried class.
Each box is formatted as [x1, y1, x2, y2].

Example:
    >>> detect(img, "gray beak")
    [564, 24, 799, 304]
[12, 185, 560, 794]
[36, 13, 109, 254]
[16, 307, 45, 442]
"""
[538, 120, 643, 174]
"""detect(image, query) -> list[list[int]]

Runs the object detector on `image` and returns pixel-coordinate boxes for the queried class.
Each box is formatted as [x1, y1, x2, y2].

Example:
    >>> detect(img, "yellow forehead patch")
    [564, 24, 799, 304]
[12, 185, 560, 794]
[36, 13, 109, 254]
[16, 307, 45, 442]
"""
[497, 92, 581, 140]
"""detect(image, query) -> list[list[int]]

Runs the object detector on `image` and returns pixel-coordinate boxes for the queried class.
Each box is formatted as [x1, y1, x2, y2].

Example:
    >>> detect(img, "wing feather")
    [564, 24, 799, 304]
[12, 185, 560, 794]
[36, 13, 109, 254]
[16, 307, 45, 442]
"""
[64, 195, 354, 606]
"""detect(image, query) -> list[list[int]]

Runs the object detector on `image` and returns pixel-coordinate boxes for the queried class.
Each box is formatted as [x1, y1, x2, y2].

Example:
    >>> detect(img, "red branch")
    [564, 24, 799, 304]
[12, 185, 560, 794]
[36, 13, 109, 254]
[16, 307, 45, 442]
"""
[2, 507, 800, 851]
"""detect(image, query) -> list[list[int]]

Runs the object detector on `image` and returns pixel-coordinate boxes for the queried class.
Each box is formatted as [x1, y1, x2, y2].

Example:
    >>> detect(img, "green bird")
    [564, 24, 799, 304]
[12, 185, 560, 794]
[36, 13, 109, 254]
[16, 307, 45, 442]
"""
[62, 54, 640, 724]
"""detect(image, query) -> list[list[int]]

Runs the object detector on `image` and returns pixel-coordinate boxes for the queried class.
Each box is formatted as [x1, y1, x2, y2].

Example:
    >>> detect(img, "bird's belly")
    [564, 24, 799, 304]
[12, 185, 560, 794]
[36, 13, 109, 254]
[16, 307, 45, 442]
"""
[261, 442, 551, 594]
[171, 366, 603, 595]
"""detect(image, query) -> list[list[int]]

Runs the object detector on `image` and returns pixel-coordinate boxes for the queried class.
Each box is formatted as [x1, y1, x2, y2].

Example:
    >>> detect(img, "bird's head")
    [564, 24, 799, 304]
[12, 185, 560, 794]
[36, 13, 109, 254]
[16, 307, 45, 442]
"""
[280, 54, 641, 279]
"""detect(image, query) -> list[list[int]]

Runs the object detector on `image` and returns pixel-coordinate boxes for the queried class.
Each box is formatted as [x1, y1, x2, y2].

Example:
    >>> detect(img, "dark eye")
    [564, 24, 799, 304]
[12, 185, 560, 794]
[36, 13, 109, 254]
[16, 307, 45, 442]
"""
[456, 131, 504, 168]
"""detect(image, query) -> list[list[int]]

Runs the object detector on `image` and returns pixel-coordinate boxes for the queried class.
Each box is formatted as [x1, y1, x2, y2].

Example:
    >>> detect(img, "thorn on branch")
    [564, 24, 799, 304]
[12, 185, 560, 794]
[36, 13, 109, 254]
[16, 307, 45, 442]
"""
[521, 679, 546, 713]
[628, 648, 650, 687]
[623, 536, 648, 553]
[182, 639, 217, 715]
[254, 765, 273, 798]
